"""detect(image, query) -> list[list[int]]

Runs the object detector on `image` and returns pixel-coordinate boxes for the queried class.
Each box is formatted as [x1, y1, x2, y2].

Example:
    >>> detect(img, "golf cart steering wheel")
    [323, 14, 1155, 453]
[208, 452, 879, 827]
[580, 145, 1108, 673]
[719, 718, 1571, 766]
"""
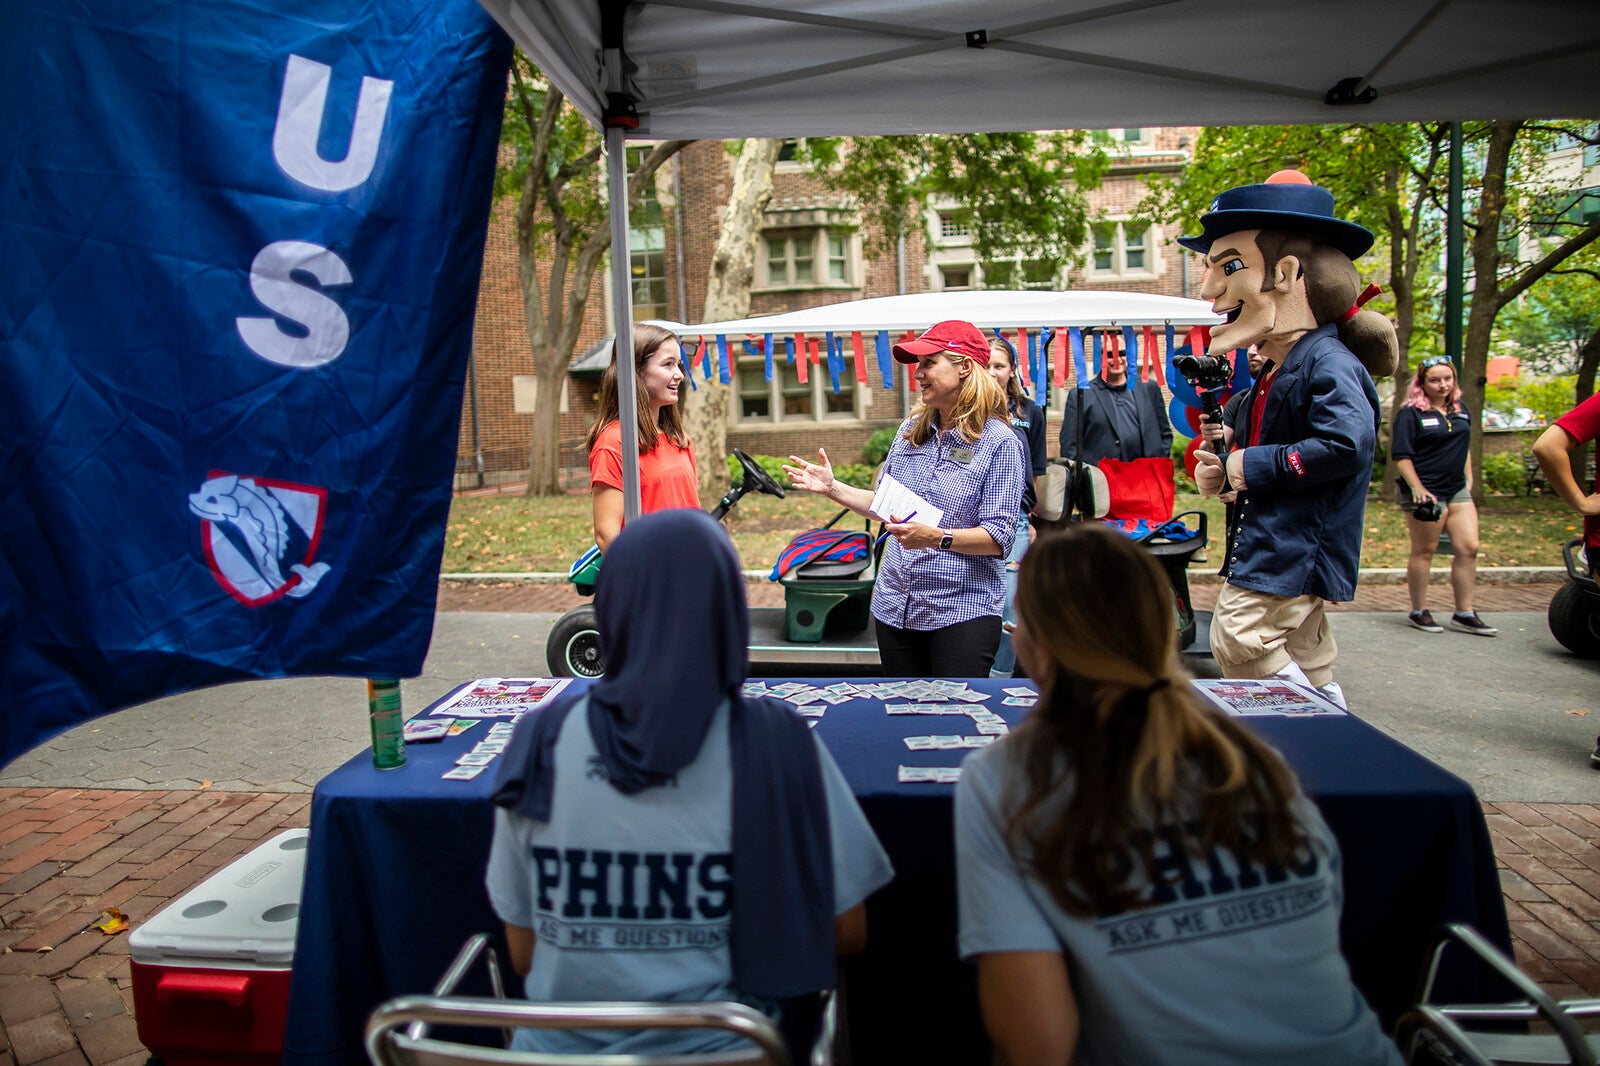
[735, 448, 786, 499]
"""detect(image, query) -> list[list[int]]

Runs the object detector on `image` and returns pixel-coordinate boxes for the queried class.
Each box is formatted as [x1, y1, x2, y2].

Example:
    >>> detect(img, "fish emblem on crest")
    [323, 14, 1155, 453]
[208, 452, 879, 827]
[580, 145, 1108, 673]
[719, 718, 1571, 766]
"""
[189, 473, 332, 606]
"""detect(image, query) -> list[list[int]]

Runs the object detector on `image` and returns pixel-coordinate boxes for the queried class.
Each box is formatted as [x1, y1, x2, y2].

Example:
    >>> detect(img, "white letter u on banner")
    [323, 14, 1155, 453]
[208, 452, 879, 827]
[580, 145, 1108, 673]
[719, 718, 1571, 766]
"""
[271, 54, 392, 193]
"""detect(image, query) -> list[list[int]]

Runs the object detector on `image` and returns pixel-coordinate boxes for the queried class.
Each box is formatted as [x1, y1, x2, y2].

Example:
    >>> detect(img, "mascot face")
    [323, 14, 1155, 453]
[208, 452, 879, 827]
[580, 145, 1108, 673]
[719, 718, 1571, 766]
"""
[1199, 229, 1282, 354]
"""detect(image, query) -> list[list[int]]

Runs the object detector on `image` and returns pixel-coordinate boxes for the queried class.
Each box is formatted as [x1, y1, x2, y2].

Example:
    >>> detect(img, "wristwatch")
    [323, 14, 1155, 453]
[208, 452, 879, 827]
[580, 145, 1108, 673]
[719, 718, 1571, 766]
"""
[939, 530, 954, 551]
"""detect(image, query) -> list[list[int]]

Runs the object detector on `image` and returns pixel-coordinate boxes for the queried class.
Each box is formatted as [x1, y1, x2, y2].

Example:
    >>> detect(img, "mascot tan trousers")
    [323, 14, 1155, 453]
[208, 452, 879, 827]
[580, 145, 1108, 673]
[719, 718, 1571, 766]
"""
[1210, 583, 1338, 689]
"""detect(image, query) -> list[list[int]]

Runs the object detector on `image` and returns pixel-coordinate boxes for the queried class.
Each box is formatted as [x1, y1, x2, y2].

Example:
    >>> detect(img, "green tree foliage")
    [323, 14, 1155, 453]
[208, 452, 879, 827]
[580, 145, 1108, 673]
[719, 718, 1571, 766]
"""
[1146, 120, 1600, 495]
[1496, 246, 1600, 377]
[799, 132, 1114, 278]
[1143, 122, 1449, 498]
[1486, 376, 1579, 426]
[1460, 120, 1600, 483]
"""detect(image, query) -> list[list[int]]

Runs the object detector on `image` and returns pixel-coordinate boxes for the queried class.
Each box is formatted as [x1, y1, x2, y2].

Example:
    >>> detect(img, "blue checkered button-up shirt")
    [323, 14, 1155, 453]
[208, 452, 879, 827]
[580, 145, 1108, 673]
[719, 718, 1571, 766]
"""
[871, 416, 1026, 631]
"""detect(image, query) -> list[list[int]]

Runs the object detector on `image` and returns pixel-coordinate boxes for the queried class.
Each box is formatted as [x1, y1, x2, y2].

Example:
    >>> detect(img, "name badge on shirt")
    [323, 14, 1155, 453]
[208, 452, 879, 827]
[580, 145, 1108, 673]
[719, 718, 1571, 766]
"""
[1420, 416, 1442, 428]
[948, 447, 976, 465]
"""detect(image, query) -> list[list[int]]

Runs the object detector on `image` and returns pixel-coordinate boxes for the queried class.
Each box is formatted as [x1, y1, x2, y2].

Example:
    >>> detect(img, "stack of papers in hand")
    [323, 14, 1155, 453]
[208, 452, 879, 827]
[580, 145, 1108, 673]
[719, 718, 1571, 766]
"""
[869, 473, 943, 528]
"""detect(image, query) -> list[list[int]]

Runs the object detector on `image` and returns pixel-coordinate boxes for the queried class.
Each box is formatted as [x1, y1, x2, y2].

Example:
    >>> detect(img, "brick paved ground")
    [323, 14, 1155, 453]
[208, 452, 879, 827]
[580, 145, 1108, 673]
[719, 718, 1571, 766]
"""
[0, 579, 1591, 1063]
[0, 790, 311, 1065]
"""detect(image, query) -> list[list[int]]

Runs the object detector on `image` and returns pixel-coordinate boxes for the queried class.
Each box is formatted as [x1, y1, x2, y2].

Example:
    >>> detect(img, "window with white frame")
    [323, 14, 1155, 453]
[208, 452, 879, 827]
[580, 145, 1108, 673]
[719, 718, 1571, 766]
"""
[759, 228, 856, 290]
[734, 348, 860, 423]
[1090, 221, 1156, 277]
[938, 211, 972, 240]
[626, 146, 669, 319]
[940, 265, 973, 290]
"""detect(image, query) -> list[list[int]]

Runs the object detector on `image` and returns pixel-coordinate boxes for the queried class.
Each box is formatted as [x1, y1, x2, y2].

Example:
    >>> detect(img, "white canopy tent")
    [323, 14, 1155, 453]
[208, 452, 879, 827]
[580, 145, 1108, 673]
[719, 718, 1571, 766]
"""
[474, 0, 1600, 517]
[684, 290, 1221, 339]
[481, 0, 1600, 137]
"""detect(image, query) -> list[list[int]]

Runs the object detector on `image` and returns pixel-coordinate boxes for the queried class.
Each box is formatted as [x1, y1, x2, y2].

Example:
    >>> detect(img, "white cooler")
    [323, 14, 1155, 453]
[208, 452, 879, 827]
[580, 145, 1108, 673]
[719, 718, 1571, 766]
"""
[129, 827, 308, 1066]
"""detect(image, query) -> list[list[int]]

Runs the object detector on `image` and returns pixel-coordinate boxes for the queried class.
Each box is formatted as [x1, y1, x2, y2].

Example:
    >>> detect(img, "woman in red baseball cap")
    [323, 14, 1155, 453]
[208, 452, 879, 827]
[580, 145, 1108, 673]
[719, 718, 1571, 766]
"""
[783, 320, 1028, 677]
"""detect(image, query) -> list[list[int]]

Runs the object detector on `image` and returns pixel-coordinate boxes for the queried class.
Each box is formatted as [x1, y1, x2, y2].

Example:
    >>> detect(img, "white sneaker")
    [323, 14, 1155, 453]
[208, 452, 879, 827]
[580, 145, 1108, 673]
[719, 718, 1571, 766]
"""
[1317, 681, 1348, 710]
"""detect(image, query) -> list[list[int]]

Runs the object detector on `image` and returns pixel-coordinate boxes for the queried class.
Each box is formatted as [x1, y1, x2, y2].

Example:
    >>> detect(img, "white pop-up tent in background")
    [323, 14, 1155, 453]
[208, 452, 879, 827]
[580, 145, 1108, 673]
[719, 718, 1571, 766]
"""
[473, 0, 1600, 518]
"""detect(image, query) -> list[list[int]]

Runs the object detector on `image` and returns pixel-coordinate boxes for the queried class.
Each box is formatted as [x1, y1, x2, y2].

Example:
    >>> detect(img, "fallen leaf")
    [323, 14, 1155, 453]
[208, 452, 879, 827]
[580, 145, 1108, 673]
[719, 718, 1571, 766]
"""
[197, 780, 213, 790]
[94, 909, 129, 935]
[1566, 709, 1589, 717]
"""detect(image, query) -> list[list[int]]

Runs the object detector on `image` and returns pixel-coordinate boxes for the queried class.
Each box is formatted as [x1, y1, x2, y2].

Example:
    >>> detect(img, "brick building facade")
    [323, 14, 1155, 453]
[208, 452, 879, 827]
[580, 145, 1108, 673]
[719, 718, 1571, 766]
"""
[457, 128, 1201, 490]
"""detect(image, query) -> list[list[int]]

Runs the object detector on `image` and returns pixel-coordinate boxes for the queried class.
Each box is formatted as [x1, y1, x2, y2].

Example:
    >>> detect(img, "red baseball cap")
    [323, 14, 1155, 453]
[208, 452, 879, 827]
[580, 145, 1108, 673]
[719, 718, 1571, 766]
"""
[891, 320, 991, 366]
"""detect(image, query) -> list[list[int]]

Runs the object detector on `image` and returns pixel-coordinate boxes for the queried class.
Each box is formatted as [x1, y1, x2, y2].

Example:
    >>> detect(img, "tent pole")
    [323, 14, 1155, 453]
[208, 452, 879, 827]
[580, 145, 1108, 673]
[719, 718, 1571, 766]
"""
[603, 53, 641, 523]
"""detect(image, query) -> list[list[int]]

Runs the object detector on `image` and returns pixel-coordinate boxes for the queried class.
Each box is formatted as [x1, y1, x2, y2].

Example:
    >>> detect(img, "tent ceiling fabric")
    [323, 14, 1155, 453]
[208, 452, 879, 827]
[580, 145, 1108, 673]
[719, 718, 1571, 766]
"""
[479, 0, 1600, 137]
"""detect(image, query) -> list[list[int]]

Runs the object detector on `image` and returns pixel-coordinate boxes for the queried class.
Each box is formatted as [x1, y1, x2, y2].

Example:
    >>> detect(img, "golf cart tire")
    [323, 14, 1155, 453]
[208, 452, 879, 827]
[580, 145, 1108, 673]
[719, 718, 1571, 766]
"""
[1547, 581, 1600, 659]
[548, 605, 605, 677]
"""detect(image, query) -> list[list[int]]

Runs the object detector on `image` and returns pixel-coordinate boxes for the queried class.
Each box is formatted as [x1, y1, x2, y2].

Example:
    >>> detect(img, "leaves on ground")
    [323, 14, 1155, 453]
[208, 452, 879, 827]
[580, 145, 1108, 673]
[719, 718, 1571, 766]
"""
[94, 908, 129, 935]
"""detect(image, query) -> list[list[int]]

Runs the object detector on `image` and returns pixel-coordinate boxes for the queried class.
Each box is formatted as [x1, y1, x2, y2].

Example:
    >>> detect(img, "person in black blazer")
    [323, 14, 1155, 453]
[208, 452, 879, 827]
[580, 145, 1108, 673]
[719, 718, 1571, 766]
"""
[1057, 339, 1173, 466]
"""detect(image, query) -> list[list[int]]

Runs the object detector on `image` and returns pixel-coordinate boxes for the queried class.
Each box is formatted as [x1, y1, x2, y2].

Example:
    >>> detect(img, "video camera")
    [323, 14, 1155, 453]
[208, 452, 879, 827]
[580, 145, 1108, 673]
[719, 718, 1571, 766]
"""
[1173, 353, 1233, 392]
[1174, 353, 1234, 459]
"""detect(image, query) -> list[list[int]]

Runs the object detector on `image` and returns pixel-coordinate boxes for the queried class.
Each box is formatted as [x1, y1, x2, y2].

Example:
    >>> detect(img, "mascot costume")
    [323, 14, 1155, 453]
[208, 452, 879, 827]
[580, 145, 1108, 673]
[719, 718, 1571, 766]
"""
[1183, 170, 1397, 705]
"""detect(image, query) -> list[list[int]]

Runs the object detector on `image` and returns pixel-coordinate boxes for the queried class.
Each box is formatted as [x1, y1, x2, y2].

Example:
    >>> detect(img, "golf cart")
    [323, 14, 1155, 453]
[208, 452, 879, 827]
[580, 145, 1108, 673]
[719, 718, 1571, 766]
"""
[546, 449, 883, 677]
[1547, 538, 1600, 659]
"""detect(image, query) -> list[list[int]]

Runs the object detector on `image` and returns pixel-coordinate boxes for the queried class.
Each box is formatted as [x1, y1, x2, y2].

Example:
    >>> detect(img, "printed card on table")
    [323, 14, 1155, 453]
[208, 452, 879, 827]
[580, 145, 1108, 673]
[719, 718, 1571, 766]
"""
[430, 677, 573, 718]
[1191, 678, 1348, 718]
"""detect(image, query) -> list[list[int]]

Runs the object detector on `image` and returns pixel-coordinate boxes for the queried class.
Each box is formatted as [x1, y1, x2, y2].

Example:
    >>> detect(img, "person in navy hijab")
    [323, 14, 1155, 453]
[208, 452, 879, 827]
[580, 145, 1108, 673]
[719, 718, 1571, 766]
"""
[487, 509, 893, 1058]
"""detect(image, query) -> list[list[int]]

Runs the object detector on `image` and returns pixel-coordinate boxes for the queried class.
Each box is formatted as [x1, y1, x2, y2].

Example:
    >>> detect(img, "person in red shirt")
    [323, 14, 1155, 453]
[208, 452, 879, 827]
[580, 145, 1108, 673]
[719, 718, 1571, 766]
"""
[1533, 391, 1600, 768]
[586, 323, 699, 553]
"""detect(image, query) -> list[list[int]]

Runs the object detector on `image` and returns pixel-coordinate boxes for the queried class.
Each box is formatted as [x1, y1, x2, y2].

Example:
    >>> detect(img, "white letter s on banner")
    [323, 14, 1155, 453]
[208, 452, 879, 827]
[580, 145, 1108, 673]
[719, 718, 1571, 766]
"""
[236, 240, 353, 368]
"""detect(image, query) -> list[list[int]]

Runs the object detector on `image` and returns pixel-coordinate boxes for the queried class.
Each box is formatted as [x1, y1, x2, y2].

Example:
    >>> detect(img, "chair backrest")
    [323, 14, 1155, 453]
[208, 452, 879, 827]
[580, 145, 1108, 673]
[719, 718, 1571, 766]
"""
[1395, 923, 1599, 1066]
[365, 995, 790, 1066]
[1038, 459, 1108, 522]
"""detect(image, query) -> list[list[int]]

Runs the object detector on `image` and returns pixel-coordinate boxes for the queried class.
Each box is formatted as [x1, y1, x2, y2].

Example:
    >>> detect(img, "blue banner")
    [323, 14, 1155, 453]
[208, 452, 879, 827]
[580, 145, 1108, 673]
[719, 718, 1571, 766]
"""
[0, 0, 512, 765]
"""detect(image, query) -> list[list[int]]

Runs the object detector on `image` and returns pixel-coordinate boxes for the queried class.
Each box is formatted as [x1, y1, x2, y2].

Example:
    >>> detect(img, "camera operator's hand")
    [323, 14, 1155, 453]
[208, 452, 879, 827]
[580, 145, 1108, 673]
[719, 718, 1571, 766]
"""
[1198, 414, 1225, 445]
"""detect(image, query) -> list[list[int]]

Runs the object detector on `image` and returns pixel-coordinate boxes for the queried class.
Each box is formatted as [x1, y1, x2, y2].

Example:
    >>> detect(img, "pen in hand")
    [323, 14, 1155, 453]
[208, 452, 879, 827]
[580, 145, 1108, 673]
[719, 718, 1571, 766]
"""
[874, 511, 918, 548]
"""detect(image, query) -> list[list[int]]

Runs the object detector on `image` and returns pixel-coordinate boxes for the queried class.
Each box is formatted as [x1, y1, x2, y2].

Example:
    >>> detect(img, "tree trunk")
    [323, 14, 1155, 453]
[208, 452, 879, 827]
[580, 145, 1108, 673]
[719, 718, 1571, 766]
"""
[1379, 163, 1420, 502]
[1578, 325, 1599, 403]
[1574, 325, 1600, 485]
[527, 371, 566, 493]
[680, 139, 783, 495]
[1461, 121, 1521, 502]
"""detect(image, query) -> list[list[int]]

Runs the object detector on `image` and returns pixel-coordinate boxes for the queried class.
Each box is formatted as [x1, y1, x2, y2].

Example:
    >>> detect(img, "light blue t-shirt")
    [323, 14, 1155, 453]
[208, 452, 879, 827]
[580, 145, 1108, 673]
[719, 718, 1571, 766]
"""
[485, 698, 893, 1056]
[955, 738, 1402, 1066]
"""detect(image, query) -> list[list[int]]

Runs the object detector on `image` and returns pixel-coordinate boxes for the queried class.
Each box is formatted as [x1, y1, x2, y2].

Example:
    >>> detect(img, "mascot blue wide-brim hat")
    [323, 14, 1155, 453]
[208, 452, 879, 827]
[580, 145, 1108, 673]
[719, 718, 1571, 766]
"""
[1177, 170, 1374, 260]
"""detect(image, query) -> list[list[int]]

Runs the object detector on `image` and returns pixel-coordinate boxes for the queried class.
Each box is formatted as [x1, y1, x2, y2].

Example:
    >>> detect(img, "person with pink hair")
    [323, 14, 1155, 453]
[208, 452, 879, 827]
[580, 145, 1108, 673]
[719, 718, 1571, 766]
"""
[1390, 355, 1495, 635]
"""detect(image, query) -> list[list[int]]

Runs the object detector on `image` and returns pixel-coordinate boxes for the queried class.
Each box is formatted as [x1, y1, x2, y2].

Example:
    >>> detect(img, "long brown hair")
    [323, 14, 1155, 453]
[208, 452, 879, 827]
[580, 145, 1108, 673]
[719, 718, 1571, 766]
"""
[1005, 525, 1309, 918]
[988, 335, 1028, 417]
[905, 353, 1008, 446]
[584, 322, 691, 454]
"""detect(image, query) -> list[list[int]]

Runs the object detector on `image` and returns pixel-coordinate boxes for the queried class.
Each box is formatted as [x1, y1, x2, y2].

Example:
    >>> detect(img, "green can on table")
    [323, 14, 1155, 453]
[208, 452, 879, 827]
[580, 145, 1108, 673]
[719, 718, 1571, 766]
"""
[367, 678, 406, 770]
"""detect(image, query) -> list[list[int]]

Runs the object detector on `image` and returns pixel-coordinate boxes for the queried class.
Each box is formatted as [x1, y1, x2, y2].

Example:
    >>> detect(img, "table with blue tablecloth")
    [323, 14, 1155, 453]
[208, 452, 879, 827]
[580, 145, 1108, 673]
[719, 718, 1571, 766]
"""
[283, 678, 1509, 1065]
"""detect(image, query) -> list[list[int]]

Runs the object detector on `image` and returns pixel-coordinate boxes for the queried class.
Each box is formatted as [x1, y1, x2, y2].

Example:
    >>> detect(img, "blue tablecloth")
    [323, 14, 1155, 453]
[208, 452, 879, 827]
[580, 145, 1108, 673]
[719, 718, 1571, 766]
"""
[283, 678, 1509, 1065]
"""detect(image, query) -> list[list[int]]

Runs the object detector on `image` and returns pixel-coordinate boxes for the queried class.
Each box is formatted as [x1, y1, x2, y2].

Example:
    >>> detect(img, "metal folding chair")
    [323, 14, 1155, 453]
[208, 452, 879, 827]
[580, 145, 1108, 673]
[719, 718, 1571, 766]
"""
[1394, 924, 1600, 1065]
[364, 935, 802, 1066]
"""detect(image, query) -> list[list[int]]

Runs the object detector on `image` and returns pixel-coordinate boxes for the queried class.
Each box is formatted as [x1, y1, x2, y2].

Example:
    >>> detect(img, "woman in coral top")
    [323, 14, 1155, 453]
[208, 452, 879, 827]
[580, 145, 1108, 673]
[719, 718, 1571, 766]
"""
[586, 323, 699, 553]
